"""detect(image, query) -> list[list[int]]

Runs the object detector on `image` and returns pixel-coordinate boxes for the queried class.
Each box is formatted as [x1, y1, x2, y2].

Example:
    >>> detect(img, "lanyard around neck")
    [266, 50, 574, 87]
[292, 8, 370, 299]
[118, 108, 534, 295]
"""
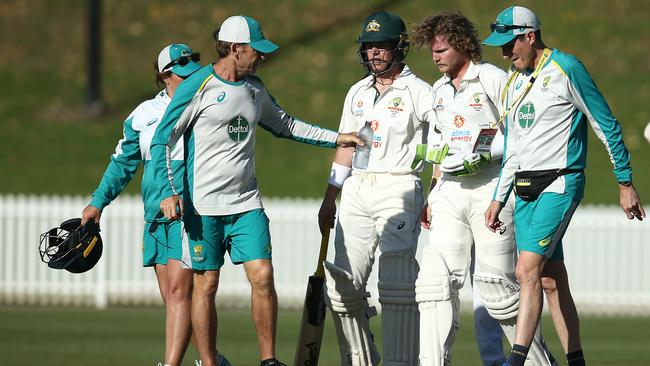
[497, 48, 552, 127]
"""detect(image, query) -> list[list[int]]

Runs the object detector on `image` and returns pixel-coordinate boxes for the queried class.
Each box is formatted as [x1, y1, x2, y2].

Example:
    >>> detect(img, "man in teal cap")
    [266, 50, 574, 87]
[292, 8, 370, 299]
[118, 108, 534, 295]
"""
[151, 15, 362, 366]
[483, 5, 645, 366]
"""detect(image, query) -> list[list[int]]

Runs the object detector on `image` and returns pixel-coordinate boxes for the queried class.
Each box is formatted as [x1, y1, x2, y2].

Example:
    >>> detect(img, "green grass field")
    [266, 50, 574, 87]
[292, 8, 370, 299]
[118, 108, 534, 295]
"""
[1, 306, 649, 365]
[1, 0, 649, 202]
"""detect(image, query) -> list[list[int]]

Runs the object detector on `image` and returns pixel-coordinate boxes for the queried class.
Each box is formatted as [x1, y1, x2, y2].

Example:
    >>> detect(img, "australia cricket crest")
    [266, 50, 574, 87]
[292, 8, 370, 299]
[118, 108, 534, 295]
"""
[192, 244, 205, 262]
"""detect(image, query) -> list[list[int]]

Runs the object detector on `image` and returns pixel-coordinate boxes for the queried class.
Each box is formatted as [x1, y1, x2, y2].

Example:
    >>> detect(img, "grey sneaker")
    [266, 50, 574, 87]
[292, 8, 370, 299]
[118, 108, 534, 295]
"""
[195, 353, 232, 366]
[218, 354, 233, 366]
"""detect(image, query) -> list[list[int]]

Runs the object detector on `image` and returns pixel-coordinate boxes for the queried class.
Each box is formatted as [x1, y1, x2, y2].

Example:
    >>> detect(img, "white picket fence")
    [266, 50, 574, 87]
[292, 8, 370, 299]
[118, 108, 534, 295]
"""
[1, 194, 649, 315]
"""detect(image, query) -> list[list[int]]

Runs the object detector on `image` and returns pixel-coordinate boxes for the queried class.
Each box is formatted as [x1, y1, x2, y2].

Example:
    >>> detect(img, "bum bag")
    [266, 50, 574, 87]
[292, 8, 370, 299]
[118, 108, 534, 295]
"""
[514, 169, 583, 202]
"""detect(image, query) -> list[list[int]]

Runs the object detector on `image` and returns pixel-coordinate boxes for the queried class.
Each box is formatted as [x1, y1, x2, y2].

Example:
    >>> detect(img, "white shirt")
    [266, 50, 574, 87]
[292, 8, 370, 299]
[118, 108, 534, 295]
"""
[429, 61, 507, 178]
[339, 65, 434, 173]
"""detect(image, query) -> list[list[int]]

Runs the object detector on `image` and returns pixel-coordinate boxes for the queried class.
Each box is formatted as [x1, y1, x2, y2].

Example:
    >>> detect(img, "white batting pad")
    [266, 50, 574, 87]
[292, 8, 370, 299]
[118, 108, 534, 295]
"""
[324, 261, 381, 366]
[378, 252, 419, 366]
[473, 272, 558, 366]
[472, 272, 519, 320]
[415, 246, 460, 366]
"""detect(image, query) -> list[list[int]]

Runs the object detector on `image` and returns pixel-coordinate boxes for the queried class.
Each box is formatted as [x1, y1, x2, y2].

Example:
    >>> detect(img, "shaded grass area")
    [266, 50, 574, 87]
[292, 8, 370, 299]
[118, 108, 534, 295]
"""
[1, 306, 650, 365]
[2, 1, 649, 202]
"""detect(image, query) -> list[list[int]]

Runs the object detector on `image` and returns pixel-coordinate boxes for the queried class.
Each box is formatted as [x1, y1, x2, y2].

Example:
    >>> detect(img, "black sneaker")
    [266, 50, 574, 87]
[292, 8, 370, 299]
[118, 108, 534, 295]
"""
[260, 358, 286, 366]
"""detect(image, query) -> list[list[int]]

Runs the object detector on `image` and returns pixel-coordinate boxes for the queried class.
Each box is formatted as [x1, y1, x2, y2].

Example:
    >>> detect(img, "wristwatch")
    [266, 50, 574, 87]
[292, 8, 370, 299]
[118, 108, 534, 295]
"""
[618, 181, 632, 187]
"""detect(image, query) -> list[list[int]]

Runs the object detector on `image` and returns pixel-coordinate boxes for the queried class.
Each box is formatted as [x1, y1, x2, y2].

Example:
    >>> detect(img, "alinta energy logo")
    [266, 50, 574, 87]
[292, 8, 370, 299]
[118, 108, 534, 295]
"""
[518, 102, 535, 128]
[228, 115, 250, 142]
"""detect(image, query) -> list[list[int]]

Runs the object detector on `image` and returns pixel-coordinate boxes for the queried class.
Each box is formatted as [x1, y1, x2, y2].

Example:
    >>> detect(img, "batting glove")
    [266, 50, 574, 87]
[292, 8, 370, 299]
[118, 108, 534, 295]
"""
[440, 152, 491, 176]
[426, 143, 450, 164]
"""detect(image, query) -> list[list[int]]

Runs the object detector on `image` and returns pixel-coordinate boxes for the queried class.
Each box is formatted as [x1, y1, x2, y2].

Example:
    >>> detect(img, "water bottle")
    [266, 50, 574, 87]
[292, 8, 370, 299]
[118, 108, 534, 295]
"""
[352, 121, 373, 170]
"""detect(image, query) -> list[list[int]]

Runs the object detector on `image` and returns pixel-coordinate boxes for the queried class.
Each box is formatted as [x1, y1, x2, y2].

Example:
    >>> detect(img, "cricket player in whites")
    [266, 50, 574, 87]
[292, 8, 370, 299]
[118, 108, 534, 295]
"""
[318, 11, 434, 366]
[483, 6, 645, 366]
[412, 12, 556, 366]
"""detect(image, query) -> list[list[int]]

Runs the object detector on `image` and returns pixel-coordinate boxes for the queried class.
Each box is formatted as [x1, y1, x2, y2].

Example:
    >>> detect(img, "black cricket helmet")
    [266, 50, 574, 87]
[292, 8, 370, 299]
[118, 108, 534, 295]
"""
[356, 11, 410, 75]
[39, 218, 103, 273]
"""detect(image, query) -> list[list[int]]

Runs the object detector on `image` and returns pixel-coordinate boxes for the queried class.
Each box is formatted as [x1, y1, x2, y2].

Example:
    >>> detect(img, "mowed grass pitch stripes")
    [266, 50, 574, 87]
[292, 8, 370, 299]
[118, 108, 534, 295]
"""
[1, 306, 649, 365]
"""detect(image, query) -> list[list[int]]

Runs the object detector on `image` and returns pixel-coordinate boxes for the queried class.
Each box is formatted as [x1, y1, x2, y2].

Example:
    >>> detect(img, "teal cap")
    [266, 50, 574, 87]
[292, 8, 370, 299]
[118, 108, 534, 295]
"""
[483, 6, 540, 47]
[157, 44, 202, 77]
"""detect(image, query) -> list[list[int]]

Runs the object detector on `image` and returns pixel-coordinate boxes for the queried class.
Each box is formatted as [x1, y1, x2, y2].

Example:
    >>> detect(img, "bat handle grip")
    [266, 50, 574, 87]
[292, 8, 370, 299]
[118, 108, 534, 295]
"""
[313, 229, 330, 278]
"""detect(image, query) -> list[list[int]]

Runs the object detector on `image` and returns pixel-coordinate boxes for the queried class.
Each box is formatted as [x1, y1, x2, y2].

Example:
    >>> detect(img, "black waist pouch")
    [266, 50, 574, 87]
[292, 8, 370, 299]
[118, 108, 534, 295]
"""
[514, 169, 582, 202]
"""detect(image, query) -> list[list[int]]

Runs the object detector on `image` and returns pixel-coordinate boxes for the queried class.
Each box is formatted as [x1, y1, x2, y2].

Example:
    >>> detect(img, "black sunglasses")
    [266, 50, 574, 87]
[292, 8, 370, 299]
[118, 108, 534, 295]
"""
[164, 53, 200, 70]
[490, 23, 534, 33]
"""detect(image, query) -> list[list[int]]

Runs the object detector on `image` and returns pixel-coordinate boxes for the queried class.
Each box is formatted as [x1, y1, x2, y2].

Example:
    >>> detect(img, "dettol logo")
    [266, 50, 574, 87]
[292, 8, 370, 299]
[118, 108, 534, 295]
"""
[228, 115, 250, 142]
[518, 102, 535, 128]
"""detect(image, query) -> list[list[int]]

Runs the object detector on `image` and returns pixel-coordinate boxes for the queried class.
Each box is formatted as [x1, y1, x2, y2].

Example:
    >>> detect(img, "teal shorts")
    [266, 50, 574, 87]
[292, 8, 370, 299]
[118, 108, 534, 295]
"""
[182, 208, 272, 270]
[143, 220, 183, 266]
[514, 193, 580, 260]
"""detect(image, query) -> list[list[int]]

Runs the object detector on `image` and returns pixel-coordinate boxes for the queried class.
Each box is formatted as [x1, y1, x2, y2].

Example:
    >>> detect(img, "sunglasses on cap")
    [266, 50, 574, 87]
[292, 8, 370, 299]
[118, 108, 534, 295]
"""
[163, 53, 200, 71]
[490, 23, 535, 33]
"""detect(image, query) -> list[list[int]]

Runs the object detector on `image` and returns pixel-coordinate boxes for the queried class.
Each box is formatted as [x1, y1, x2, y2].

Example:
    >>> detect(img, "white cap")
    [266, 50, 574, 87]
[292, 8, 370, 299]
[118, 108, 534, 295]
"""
[644, 122, 650, 144]
[217, 15, 279, 53]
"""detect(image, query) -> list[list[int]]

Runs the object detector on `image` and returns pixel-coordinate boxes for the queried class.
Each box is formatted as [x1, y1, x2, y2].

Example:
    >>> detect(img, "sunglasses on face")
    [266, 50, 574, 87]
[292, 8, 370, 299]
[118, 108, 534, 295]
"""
[490, 23, 535, 33]
[164, 53, 200, 70]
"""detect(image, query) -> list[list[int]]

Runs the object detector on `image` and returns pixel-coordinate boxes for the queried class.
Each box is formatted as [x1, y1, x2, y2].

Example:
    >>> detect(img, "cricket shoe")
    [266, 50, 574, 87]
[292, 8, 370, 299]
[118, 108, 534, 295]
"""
[260, 358, 286, 366]
[194, 353, 233, 366]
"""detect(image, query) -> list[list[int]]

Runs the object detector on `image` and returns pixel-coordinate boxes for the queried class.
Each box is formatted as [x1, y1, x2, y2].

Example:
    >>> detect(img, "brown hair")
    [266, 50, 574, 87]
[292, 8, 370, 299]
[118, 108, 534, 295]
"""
[153, 61, 171, 87]
[213, 28, 240, 58]
[215, 40, 234, 58]
[412, 11, 482, 63]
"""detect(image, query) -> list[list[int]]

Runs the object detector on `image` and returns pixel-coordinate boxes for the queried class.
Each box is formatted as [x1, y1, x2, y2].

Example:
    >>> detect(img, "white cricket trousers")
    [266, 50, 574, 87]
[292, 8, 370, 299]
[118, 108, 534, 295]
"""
[333, 172, 424, 283]
[426, 174, 516, 287]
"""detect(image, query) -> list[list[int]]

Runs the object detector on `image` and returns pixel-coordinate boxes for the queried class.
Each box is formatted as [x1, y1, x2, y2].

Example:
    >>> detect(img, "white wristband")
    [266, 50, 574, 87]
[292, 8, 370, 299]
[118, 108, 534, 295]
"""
[328, 162, 352, 188]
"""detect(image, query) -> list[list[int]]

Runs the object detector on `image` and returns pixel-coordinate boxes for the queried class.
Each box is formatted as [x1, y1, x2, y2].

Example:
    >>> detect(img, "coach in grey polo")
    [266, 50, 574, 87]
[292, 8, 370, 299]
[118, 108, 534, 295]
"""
[150, 15, 361, 366]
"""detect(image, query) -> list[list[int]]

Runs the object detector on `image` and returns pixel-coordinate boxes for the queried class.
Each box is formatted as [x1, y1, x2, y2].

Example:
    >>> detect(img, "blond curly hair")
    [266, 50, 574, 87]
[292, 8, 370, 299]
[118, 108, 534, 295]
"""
[412, 11, 482, 63]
